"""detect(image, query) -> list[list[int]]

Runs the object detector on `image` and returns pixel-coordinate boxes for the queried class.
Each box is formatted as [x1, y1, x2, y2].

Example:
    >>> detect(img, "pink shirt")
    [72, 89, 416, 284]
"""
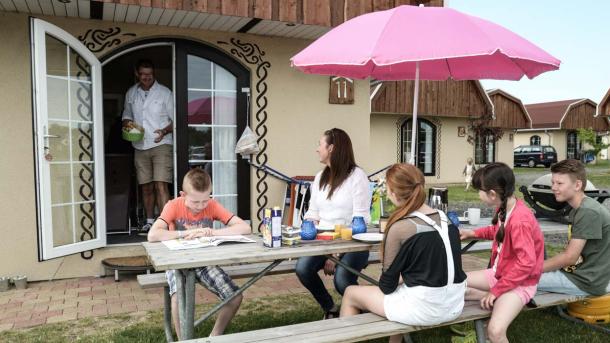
[473, 199, 545, 298]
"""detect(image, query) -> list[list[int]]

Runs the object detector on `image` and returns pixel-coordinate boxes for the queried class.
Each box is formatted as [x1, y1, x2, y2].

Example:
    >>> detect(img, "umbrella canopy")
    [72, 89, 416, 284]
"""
[291, 5, 560, 81]
[291, 5, 560, 163]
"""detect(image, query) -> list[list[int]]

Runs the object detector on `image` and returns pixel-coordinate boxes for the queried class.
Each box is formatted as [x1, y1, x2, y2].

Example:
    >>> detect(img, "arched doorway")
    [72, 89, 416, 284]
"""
[101, 39, 251, 241]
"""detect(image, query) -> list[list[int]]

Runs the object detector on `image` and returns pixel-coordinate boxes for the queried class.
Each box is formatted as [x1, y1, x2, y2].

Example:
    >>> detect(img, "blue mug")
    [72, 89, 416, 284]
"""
[351, 216, 367, 235]
[300, 220, 317, 240]
[447, 211, 460, 228]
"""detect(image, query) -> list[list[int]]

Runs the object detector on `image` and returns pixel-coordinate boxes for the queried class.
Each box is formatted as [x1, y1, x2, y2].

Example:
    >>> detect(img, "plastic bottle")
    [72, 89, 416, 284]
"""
[271, 206, 282, 248]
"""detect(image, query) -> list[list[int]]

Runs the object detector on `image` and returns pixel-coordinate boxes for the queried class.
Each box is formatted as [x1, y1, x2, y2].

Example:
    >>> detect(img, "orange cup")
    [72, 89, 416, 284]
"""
[341, 227, 352, 240]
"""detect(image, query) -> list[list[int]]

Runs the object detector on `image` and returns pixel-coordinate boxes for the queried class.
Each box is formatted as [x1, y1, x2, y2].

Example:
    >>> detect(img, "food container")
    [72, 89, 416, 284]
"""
[122, 123, 145, 142]
[316, 232, 340, 240]
[282, 236, 301, 246]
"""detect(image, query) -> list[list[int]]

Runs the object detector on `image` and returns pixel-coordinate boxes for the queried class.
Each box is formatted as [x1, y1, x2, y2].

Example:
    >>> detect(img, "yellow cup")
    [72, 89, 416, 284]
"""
[334, 224, 344, 234]
[341, 227, 352, 240]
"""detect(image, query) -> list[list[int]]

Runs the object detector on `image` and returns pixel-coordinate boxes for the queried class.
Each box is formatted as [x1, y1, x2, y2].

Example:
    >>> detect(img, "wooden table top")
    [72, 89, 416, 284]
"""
[142, 235, 376, 271]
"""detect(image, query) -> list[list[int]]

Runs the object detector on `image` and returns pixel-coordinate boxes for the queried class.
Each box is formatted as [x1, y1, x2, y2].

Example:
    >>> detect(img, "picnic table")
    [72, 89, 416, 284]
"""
[142, 235, 378, 340]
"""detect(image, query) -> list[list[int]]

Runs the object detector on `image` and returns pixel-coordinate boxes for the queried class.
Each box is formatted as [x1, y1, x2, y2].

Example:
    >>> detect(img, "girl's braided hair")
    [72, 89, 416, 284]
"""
[471, 162, 515, 243]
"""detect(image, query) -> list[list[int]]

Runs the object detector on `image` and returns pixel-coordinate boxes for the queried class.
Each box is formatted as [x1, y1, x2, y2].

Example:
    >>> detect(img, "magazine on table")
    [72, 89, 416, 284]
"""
[162, 235, 256, 250]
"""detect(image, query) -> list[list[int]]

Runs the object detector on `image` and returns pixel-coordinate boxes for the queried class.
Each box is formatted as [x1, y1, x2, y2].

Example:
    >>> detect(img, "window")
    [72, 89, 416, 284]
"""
[532, 147, 541, 153]
[400, 118, 436, 176]
[475, 133, 495, 164]
[544, 147, 555, 153]
[567, 131, 580, 159]
[186, 55, 238, 216]
[530, 135, 541, 145]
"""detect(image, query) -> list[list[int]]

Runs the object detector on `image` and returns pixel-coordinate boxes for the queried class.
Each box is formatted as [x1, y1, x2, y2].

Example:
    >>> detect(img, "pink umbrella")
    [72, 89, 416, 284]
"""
[291, 5, 560, 164]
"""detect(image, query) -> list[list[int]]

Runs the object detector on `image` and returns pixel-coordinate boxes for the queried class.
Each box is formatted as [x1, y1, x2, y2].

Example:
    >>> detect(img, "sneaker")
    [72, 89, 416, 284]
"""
[138, 223, 153, 236]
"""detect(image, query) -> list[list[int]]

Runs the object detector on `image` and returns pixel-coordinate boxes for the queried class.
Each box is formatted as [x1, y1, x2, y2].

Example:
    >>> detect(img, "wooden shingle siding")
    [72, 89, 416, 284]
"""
[488, 93, 530, 129]
[371, 80, 490, 118]
[599, 88, 610, 117]
[96, 0, 443, 26]
[561, 102, 608, 131]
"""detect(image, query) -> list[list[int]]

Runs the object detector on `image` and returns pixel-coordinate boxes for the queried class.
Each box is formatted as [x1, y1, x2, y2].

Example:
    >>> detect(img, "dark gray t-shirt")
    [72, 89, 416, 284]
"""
[561, 197, 610, 295]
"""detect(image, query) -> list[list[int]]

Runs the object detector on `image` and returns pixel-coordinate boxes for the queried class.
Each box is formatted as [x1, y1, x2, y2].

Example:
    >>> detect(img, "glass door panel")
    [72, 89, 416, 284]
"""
[186, 55, 237, 226]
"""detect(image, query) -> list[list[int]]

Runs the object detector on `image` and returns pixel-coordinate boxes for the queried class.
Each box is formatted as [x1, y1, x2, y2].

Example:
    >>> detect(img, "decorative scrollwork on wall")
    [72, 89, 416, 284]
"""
[78, 27, 136, 53]
[73, 53, 95, 260]
[428, 117, 442, 179]
[218, 38, 271, 231]
[395, 117, 402, 162]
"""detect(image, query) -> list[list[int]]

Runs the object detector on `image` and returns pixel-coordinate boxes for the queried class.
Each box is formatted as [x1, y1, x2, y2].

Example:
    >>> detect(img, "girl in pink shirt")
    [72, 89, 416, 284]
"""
[460, 163, 544, 343]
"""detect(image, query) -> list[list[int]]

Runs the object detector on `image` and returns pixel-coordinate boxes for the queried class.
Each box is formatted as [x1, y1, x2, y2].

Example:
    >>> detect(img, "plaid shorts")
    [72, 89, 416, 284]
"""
[165, 266, 239, 300]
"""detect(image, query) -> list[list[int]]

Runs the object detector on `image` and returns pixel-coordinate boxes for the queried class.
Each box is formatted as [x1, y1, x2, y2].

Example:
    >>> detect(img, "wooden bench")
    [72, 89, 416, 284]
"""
[102, 256, 154, 282]
[191, 292, 586, 343]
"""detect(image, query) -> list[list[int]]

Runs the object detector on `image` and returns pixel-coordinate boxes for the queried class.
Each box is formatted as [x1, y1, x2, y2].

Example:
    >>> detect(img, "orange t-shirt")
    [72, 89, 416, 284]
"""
[159, 197, 234, 231]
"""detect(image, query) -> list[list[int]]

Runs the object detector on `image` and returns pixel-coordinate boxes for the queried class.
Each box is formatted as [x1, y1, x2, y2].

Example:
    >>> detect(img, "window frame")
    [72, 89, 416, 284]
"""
[400, 118, 437, 176]
[474, 132, 496, 165]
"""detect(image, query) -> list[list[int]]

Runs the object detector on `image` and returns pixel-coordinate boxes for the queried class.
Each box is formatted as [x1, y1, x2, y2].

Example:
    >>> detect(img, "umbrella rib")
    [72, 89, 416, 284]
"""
[369, 7, 401, 67]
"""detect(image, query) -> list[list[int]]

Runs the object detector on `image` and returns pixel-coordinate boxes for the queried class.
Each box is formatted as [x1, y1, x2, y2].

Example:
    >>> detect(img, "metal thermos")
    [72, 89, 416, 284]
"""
[428, 187, 448, 213]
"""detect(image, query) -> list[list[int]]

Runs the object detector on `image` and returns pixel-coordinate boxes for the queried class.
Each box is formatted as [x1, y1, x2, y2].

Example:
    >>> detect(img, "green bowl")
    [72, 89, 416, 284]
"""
[122, 128, 144, 142]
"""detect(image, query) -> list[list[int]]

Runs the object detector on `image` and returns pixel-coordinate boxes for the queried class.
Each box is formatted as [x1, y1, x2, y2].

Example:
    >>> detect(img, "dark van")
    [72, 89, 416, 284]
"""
[514, 145, 557, 168]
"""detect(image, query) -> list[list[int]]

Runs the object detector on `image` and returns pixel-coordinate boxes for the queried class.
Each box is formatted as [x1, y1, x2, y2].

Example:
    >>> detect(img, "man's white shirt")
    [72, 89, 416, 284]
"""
[122, 81, 174, 150]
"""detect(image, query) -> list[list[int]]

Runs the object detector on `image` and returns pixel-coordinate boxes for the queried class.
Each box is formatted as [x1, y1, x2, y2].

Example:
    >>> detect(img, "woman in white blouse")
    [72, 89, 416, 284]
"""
[295, 128, 372, 319]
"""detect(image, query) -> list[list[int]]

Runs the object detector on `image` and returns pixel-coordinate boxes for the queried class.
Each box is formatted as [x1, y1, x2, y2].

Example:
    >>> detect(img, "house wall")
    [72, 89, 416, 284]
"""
[514, 130, 568, 160]
[496, 130, 515, 167]
[0, 12, 372, 280]
[369, 114, 501, 184]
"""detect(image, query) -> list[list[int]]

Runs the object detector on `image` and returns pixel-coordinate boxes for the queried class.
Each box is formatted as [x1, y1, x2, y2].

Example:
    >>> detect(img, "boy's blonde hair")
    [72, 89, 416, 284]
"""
[467, 157, 473, 164]
[183, 168, 211, 192]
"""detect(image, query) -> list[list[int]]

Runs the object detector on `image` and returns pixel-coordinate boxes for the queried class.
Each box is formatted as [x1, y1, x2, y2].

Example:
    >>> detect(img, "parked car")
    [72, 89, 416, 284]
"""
[514, 145, 557, 168]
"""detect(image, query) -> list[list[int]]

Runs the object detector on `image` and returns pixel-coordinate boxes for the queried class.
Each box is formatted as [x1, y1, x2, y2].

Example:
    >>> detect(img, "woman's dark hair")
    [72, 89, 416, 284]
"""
[319, 128, 357, 199]
[471, 162, 515, 243]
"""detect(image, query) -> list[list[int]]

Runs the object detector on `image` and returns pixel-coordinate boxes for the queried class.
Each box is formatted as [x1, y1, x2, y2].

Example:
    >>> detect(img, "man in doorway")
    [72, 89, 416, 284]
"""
[122, 59, 174, 234]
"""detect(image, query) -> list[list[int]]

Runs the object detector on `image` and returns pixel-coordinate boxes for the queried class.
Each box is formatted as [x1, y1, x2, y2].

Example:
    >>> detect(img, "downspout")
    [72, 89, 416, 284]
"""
[544, 130, 552, 146]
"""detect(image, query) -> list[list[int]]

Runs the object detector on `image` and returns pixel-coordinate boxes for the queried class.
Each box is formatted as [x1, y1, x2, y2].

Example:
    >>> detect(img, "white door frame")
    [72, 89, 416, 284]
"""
[32, 18, 106, 260]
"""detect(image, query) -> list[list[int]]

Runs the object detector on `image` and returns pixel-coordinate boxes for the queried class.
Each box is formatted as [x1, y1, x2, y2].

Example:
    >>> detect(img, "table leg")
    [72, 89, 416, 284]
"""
[461, 240, 479, 254]
[326, 254, 379, 286]
[474, 319, 486, 343]
[175, 269, 196, 340]
[162, 286, 174, 342]
[194, 259, 283, 327]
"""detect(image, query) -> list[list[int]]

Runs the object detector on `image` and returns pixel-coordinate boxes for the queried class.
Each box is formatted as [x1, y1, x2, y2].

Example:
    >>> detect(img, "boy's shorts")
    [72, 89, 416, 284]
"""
[166, 266, 239, 300]
[484, 268, 537, 305]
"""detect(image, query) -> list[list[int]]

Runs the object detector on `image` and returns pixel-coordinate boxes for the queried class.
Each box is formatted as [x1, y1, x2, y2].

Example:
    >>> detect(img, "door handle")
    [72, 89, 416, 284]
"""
[44, 134, 60, 139]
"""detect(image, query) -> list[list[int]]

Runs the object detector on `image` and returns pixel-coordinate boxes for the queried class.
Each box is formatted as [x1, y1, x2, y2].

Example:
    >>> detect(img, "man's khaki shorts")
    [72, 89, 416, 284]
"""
[134, 144, 173, 184]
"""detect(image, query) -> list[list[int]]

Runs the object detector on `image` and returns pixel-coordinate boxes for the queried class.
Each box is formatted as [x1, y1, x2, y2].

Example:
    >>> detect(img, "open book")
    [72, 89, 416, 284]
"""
[162, 235, 256, 251]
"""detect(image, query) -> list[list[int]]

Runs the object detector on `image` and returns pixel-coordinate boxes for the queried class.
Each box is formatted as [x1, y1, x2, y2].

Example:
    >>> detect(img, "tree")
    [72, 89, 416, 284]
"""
[577, 128, 609, 160]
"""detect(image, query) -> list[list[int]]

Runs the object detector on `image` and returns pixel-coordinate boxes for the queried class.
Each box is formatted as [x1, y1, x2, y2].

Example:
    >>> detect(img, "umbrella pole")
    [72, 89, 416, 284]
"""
[409, 61, 420, 165]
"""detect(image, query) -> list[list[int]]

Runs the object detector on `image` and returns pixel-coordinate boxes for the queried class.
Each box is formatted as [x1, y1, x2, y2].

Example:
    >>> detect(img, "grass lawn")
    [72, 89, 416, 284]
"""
[1, 288, 609, 343]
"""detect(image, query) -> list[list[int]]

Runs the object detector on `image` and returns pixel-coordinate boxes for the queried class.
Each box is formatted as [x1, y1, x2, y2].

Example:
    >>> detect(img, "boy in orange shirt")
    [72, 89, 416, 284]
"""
[148, 168, 250, 339]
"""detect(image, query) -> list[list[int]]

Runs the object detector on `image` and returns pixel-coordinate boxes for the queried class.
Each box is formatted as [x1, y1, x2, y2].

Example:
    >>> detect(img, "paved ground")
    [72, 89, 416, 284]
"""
[0, 255, 488, 331]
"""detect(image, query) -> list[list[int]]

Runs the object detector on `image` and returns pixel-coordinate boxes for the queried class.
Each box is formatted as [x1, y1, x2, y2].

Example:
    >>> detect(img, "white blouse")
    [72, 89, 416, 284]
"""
[304, 167, 371, 228]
